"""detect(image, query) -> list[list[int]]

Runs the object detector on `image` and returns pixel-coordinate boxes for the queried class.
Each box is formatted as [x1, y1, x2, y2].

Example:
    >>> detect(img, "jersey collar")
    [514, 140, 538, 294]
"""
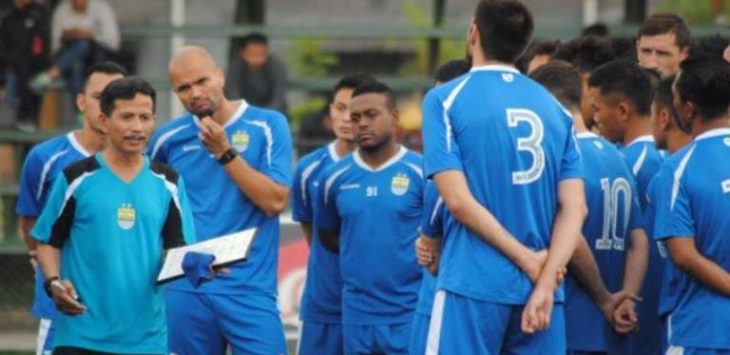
[695, 127, 730, 142]
[625, 134, 654, 147]
[353, 145, 406, 172]
[327, 141, 343, 162]
[192, 100, 249, 129]
[469, 64, 520, 74]
[67, 132, 92, 157]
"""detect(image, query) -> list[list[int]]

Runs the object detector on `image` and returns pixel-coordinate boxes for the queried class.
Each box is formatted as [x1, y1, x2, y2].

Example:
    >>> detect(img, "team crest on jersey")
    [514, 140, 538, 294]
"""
[232, 131, 250, 152]
[117, 203, 136, 230]
[391, 173, 410, 196]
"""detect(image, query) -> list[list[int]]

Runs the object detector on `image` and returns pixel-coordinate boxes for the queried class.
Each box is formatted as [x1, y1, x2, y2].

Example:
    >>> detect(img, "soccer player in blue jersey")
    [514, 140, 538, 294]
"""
[647, 75, 692, 352]
[316, 81, 424, 354]
[148, 46, 292, 355]
[32, 77, 195, 354]
[15, 62, 127, 355]
[291, 74, 372, 355]
[653, 56, 730, 354]
[588, 59, 665, 354]
[421, 1, 588, 353]
[532, 60, 650, 354]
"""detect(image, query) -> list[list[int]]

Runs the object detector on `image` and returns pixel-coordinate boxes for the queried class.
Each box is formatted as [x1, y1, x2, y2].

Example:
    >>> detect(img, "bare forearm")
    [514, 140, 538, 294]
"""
[224, 157, 288, 216]
[622, 229, 649, 296]
[19, 217, 37, 252]
[569, 237, 611, 304]
[37, 244, 61, 280]
[300, 223, 313, 246]
[668, 238, 730, 296]
[537, 205, 585, 290]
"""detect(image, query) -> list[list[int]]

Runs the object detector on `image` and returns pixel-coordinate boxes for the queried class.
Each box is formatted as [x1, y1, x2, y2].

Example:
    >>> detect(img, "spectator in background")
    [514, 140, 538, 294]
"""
[31, 0, 119, 101]
[225, 33, 288, 114]
[516, 40, 560, 74]
[636, 12, 690, 78]
[0, 0, 50, 130]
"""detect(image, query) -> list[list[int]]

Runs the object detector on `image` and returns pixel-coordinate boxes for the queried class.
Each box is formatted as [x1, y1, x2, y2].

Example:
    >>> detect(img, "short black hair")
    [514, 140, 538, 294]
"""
[515, 40, 560, 73]
[582, 23, 609, 37]
[81, 61, 128, 93]
[690, 34, 730, 61]
[351, 81, 396, 109]
[529, 60, 582, 110]
[100, 77, 157, 117]
[653, 75, 676, 115]
[553, 35, 615, 73]
[638, 12, 691, 49]
[331, 74, 375, 103]
[588, 59, 653, 116]
[676, 56, 730, 120]
[473, 0, 534, 63]
[611, 37, 637, 60]
[241, 32, 268, 48]
[434, 59, 470, 84]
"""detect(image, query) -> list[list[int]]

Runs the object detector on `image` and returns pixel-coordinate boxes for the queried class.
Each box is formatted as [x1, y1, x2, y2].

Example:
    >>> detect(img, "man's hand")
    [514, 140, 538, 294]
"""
[597, 291, 640, 326]
[612, 298, 639, 334]
[521, 285, 554, 334]
[519, 250, 566, 285]
[198, 117, 232, 158]
[416, 236, 440, 275]
[50, 279, 86, 316]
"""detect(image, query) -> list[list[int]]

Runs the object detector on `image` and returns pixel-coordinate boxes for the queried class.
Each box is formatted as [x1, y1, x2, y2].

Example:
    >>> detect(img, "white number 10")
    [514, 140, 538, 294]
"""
[507, 109, 545, 185]
[595, 177, 631, 251]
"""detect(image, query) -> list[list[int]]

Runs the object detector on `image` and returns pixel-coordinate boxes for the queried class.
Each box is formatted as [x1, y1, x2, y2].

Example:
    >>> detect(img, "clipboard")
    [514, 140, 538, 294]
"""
[156, 227, 258, 284]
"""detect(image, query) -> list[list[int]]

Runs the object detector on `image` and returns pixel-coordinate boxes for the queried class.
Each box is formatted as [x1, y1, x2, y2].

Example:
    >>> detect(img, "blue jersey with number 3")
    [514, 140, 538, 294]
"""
[422, 65, 583, 304]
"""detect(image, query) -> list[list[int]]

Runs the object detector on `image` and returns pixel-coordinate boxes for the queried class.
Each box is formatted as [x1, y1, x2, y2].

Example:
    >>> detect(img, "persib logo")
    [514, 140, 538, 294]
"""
[117, 203, 136, 230]
[232, 131, 250, 152]
[391, 173, 410, 196]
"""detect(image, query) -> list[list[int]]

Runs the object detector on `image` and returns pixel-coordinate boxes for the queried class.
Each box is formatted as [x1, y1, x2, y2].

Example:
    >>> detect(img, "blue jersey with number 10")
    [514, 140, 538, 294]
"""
[566, 132, 642, 353]
[422, 65, 583, 305]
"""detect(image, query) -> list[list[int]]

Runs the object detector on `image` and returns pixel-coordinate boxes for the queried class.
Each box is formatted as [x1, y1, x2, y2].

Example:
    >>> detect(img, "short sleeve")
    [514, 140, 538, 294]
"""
[420, 181, 444, 239]
[31, 174, 72, 247]
[162, 176, 197, 248]
[147, 129, 168, 163]
[422, 89, 464, 178]
[559, 119, 583, 181]
[260, 113, 293, 186]
[291, 158, 316, 223]
[627, 174, 643, 231]
[15, 149, 45, 217]
[654, 164, 694, 240]
[314, 166, 342, 233]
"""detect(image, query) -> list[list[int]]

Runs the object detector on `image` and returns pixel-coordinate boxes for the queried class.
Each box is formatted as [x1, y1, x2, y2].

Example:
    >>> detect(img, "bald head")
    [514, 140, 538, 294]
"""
[169, 46, 227, 117]
[169, 46, 218, 76]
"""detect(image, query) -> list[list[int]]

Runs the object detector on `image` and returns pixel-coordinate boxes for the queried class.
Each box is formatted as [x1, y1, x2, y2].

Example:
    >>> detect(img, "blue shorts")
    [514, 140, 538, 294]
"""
[428, 290, 565, 355]
[166, 289, 286, 355]
[297, 321, 343, 355]
[409, 313, 430, 355]
[666, 347, 730, 355]
[343, 322, 412, 355]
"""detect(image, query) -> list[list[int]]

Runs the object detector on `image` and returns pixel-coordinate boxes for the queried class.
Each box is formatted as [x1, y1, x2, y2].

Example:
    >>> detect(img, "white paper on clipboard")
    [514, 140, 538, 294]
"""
[157, 228, 257, 283]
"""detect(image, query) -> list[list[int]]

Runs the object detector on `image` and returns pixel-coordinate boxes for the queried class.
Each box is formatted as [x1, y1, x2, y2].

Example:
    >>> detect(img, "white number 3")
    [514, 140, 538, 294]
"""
[507, 109, 545, 185]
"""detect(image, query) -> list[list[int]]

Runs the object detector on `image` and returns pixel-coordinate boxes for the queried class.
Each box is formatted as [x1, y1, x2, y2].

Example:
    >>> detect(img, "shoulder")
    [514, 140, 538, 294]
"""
[243, 105, 288, 125]
[149, 160, 180, 184]
[26, 134, 71, 162]
[155, 115, 195, 135]
[401, 150, 424, 178]
[424, 73, 470, 104]
[295, 146, 329, 170]
[62, 156, 101, 183]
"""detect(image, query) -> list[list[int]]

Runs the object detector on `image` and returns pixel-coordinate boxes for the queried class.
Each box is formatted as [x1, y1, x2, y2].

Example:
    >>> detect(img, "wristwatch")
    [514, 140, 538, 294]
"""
[217, 148, 238, 166]
[44, 276, 61, 297]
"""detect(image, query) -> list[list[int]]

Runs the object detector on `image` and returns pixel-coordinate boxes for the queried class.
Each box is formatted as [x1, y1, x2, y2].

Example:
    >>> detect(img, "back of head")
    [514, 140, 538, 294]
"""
[611, 37, 637, 60]
[653, 75, 676, 114]
[352, 81, 396, 109]
[331, 74, 376, 101]
[638, 12, 691, 50]
[690, 34, 730, 61]
[516, 40, 560, 73]
[582, 23, 609, 37]
[82, 61, 128, 92]
[676, 56, 730, 120]
[100, 77, 157, 117]
[529, 60, 582, 110]
[553, 35, 615, 73]
[434, 59, 471, 84]
[588, 59, 653, 116]
[473, 0, 534, 63]
[241, 32, 268, 49]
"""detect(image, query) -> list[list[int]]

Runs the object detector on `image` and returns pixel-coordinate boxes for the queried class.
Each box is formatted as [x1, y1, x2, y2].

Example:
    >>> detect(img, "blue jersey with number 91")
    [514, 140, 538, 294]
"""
[422, 65, 583, 305]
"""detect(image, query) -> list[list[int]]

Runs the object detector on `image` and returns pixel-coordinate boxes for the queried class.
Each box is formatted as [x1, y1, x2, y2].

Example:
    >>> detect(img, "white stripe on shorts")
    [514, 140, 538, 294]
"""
[426, 290, 446, 355]
[37, 318, 52, 355]
[666, 346, 684, 355]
